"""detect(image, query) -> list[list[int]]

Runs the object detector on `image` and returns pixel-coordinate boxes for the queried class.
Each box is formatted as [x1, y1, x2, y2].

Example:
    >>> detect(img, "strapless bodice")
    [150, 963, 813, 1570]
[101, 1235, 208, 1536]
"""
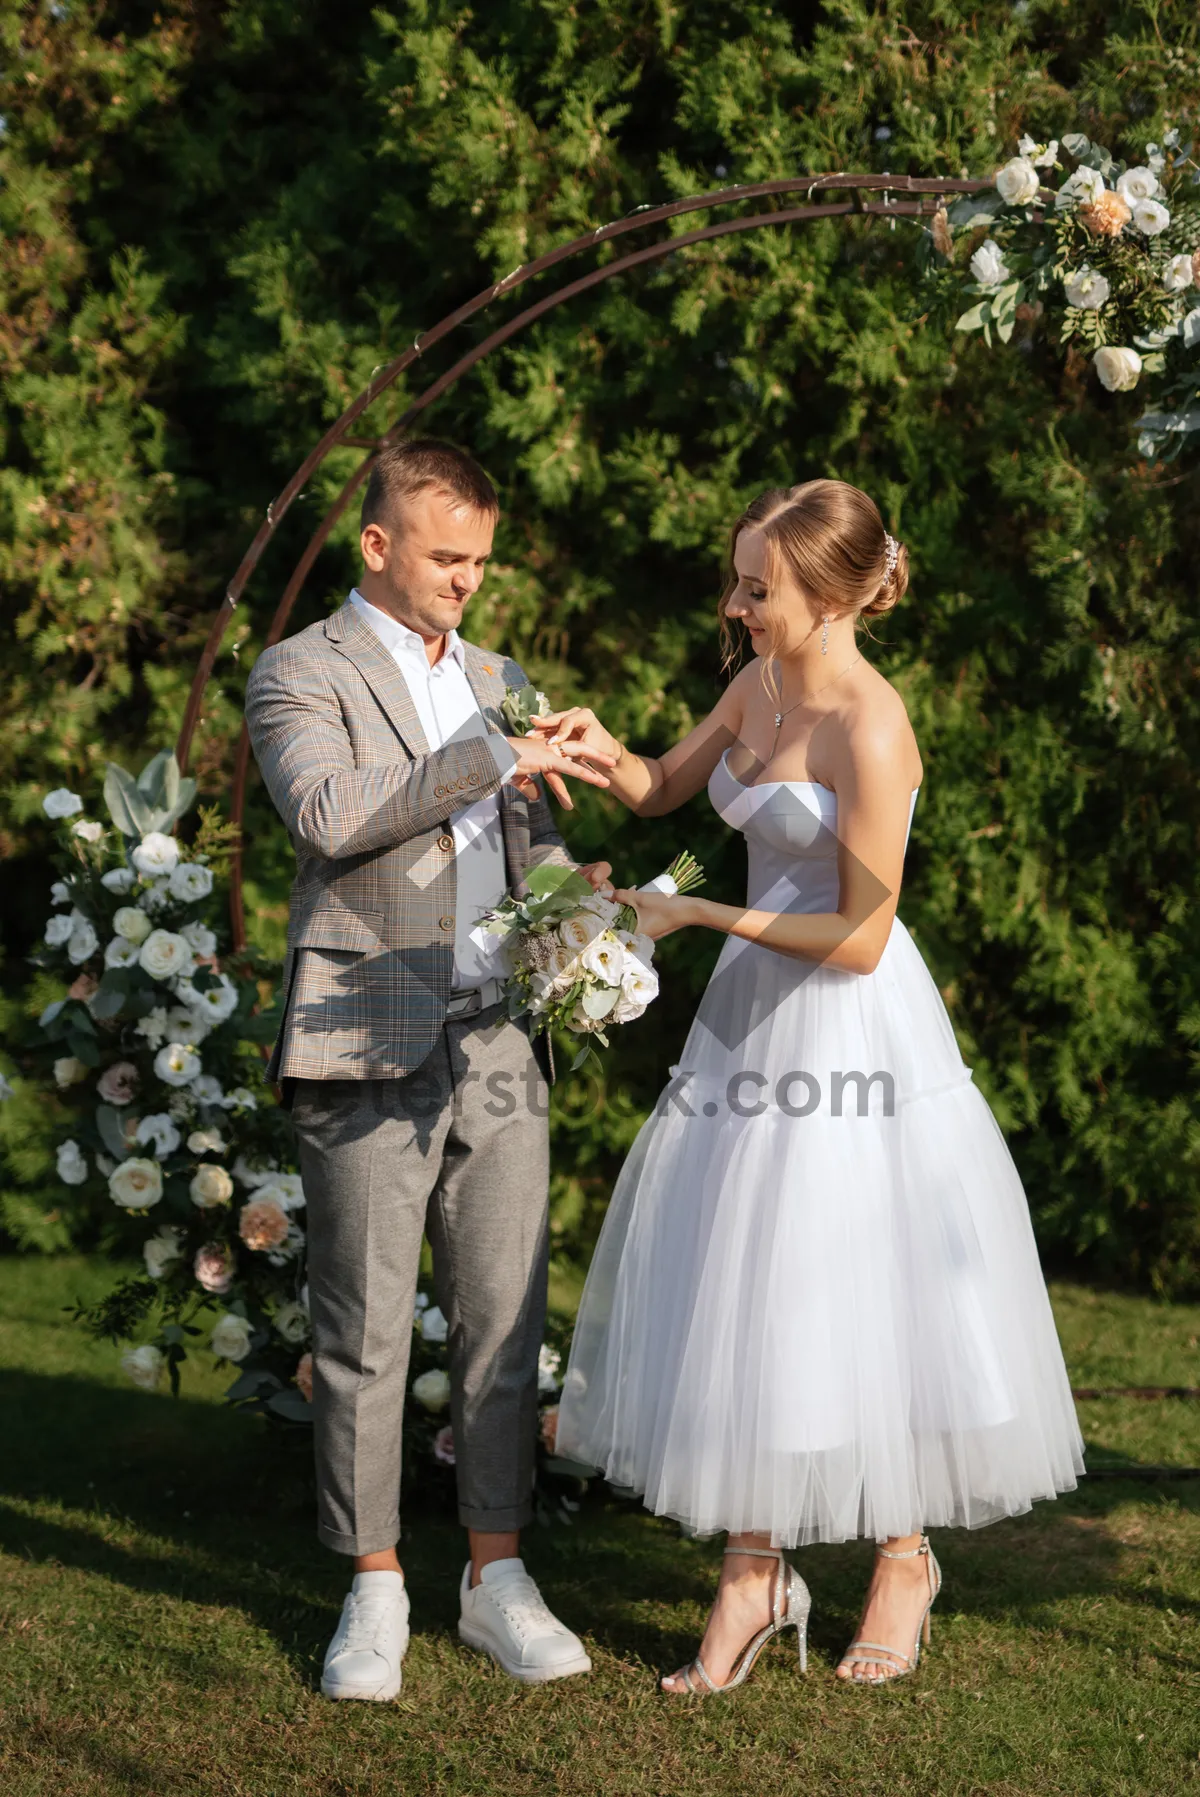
[707, 747, 919, 913]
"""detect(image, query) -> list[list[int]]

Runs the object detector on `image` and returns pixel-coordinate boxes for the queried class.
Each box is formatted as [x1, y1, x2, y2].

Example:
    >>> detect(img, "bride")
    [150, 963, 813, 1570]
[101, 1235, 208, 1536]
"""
[537, 479, 1084, 1695]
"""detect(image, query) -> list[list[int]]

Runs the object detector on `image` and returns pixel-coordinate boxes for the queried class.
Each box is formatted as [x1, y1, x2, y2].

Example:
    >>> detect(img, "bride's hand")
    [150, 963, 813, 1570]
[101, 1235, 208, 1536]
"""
[611, 886, 692, 941]
[529, 706, 622, 768]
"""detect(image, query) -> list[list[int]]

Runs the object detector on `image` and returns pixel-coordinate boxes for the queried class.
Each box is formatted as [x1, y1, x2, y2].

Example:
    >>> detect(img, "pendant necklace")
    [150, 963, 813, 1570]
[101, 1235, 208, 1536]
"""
[772, 654, 862, 738]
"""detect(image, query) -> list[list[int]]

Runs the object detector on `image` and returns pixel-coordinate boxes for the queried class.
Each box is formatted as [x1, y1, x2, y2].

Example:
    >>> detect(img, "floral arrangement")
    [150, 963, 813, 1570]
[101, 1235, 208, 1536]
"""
[476, 852, 704, 1073]
[500, 682, 553, 736]
[928, 127, 1200, 460]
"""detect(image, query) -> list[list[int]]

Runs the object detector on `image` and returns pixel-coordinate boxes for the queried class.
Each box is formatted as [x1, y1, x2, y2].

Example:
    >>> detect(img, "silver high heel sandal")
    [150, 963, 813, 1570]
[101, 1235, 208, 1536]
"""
[838, 1534, 942, 1687]
[662, 1545, 812, 1697]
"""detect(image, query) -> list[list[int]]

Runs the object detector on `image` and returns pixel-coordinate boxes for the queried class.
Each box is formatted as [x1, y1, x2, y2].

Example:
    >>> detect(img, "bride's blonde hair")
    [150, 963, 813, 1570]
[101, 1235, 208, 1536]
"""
[718, 479, 909, 695]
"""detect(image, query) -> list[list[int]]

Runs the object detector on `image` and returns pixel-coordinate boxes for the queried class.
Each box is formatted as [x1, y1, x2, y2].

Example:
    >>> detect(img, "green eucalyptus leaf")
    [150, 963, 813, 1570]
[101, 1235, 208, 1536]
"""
[96, 1104, 132, 1160]
[265, 1389, 315, 1423]
[581, 984, 620, 1019]
[955, 302, 990, 332]
[103, 762, 154, 838]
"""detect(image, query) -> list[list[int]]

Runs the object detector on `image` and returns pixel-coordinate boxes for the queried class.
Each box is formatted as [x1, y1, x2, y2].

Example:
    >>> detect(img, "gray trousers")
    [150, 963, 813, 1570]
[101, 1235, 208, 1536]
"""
[291, 1003, 550, 1555]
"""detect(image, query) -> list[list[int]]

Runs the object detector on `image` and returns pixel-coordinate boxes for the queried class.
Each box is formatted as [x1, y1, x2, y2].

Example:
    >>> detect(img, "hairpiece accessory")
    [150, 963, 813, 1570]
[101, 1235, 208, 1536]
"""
[883, 532, 900, 581]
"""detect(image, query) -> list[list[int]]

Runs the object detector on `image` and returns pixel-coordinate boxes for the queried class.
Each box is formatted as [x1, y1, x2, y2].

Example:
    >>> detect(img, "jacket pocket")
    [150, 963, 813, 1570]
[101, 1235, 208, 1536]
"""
[287, 908, 385, 953]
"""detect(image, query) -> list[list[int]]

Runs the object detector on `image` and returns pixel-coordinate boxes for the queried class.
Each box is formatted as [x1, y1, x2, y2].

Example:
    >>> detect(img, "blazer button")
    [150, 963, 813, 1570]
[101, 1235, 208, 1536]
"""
[434, 785, 444, 797]
[438, 914, 454, 931]
[437, 834, 454, 852]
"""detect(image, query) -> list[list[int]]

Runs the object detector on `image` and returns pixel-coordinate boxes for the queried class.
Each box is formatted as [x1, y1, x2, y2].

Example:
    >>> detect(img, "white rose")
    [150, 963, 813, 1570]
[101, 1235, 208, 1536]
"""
[66, 916, 98, 965]
[57, 1139, 89, 1186]
[50, 880, 71, 906]
[135, 1006, 171, 1048]
[412, 1368, 451, 1413]
[43, 788, 83, 819]
[968, 238, 1009, 286]
[167, 861, 214, 902]
[994, 156, 1041, 206]
[537, 1343, 562, 1393]
[176, 973, 238, 1025]
[1116, 165, 1160, 206]
[559, 912, 607, 953]
[113, 905, 153, 944]
[273, 1301, 310, 1344]
[1093, 346, 1143, 391]
[53, 1056, 89, 1088]
[1132, 198, 1170, 236]
[101, 866, 137, 894]
[580, 936, 625, 984]
[1063, 264, 1110, 309]
[1054, 165, 1106, 210]
[143, 1226, 186, 1279]
[190, 1162, 234, 1209]
[191, 1074, 225, 1107]
[155, 1042, 202, 1087]
[138, 929, 192, 981]
[180, 920, 218, 957]
[1164, 253, 1195, 293]
[131, 832, 180, 877]
[187, 1127, 226, 1155]
[210, 1313, 254, 1362]
[121, 1344, 165, 1390]
[104, 935, 141, 969]
[72, 819, 103, 843]
[44, 912, 76, 947]
[135, 1112, 182, 1158]
[420, 1304, 449, 1344]
[108, 1157, 164, 1209]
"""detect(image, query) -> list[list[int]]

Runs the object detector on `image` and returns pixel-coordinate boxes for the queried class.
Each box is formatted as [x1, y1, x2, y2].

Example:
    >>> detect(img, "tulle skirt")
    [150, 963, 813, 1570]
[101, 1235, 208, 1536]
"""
[557, 916, 1085, 1546]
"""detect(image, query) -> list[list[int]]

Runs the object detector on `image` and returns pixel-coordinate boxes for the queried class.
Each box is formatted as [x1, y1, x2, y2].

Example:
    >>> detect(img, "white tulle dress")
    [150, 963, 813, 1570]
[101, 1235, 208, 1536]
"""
[557, 749, 1085, 1546]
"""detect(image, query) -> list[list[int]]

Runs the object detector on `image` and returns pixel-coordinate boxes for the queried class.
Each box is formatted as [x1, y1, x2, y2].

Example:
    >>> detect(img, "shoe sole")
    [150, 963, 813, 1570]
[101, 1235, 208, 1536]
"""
[320, 1675, 402, 1701]
[457, 1620, 592, 1683]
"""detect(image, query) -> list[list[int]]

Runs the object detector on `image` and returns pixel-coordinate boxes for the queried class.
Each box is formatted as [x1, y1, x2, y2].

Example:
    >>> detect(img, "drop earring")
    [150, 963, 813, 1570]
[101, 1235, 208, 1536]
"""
[820, 615, 829, 656]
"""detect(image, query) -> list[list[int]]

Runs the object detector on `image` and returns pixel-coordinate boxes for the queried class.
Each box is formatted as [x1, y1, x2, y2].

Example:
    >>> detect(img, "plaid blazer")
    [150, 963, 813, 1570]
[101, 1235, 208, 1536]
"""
[244, 599, 575, 1083]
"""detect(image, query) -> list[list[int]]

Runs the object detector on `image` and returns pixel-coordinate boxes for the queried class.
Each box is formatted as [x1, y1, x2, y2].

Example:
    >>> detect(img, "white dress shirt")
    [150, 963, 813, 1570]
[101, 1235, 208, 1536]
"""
[349, 589, 517, 989]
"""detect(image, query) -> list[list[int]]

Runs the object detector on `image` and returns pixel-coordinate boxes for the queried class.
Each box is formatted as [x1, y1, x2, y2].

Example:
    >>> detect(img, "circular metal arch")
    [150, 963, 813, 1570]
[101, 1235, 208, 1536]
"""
[176, 171, 994, 948]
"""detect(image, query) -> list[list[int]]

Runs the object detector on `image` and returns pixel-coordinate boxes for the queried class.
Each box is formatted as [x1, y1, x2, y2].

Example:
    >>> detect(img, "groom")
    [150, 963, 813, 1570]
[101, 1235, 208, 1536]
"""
[245, 437, 615, 1698]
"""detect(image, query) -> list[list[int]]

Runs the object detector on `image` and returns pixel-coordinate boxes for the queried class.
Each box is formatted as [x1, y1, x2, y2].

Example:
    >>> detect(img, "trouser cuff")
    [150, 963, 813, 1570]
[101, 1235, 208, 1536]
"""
[458, 1499, 535, 1533]
[318, 1519, 400, 1557]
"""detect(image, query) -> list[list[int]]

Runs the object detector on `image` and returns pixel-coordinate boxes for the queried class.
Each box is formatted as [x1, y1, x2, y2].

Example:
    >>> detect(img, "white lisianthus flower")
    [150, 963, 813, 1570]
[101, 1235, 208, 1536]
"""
[72, 819, 103, 843]
[537, 1343, 562, 1393]
[154, 1042, 202, 1087]
[1054, 165, 1106, 210]
[167, 861, 214, 902]
[223, 1087, 257, 1112]
[580, 893, 621, 924]
[1063, 264, 1110, 309]
[1182, 307, 1200, 349]
[187, 1127, 226, 1155]
[44, 913, 76, 947]
[164, 1005, 209, 1046]
[104, 935, 141, 969]
[1164, 253, 1195, 292]
[108, 1157, 164, 1209]
[210, 1313, 254, 1362]
[139, 877, 174, 914]
[121, 1344, 166, 1390]
[190, 1162, 235, 1209]
[143, 1225, 186, 1279]
[135, 1112, 182, 1159]
[138, 929, 192, 981]
[420, 1304, 449, 1344]
[412, 1369, 451, 1413]
[66, 918, 99, 965]
[1116, 165, 1161, 206]
[131, 832, 180, 877]
[1093, 345, 1143, 391]
[1132, 198, 1170, 236]
[180, 920, 218, 957]
[614, 959, 660, 1023]
[580, 936, 626, 984]
[559, 912, 607, 953]
[135, 1006, 171, 1048]
[994, 156, 1040, 205]
[57, 1140, 89, 1185]
[191, 1074, 225, 1107]
[113, 905, 153, 944]
[414, 1292, 430, 1318]
[53, 1056, 89, 1088]
[43, 788, 83, 819]
[50, 880, 71, 906]
[969, 238, 1009, 286]
[253, 1174, 304, 1212]
[233, 1153, 278, 1189]
[175, 973, 238, 1025]
[101, 866, 137, 894]
[273, 1301, 310, 1344]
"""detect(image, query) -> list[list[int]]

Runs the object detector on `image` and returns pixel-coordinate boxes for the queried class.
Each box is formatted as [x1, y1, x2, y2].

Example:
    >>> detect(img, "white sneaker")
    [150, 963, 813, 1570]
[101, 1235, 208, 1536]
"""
[321, 1569, 410, 1701]
[457, 1557, 592, 1683]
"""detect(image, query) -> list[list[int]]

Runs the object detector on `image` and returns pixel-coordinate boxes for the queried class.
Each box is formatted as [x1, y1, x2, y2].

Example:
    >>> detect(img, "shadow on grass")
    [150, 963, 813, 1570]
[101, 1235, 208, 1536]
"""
[5, 1365, 1198, 1692]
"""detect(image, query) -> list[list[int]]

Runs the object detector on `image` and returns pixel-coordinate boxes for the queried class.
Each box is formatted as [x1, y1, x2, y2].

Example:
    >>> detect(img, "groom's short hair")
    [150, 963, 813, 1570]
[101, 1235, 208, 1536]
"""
[360, 438, 499, 533]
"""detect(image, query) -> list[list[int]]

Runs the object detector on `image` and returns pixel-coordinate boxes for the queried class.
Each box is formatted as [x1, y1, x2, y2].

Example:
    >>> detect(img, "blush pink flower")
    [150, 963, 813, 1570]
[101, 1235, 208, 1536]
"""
[539, 1405, 559, 1455]
[432, 1424, 456, 1466]
[238, 1197, 290, 1253]
[193, 1241, 234, 1295]
[295, 1352, 313, 1402]
[68, 971, 99, 1002]
[1080, 190, 1131, 237]
[97, 1061, 139, 1106]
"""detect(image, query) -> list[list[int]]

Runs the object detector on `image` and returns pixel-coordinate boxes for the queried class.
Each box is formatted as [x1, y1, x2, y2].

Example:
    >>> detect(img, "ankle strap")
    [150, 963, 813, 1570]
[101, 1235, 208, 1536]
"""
[722, 1546, 784, 1561]
[876, 1535, 929, 1559]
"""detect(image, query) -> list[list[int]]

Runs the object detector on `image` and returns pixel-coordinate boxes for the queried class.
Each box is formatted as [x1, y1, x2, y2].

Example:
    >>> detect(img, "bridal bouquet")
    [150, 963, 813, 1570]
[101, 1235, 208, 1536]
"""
[476, 851, 705, 1072]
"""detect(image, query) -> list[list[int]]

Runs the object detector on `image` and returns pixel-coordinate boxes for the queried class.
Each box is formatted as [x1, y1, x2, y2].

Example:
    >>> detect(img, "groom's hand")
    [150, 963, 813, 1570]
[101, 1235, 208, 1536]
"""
[505, 734, 616, 812]
[576, 861, 614, 897]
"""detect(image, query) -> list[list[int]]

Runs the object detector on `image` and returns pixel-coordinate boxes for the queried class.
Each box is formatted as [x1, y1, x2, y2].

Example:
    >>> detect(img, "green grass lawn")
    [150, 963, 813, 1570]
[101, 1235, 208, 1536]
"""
[1, 1257, 1198, 1796]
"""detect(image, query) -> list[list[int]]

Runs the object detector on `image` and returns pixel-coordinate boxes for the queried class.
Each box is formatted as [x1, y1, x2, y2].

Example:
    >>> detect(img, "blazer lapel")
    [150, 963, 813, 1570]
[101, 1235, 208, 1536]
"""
[324, 601, 430, 757]
[462, 642, 527, 890]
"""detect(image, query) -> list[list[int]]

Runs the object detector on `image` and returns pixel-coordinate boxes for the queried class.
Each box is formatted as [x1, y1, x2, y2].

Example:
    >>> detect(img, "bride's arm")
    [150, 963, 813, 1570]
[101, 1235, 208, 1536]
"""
[529, 664, 755, 817]
[615, 718, 915, 975]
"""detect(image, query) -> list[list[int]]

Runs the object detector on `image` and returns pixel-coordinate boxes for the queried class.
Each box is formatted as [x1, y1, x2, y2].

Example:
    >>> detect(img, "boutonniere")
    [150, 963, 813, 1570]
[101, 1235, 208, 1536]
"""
[500, 684, 553, 736]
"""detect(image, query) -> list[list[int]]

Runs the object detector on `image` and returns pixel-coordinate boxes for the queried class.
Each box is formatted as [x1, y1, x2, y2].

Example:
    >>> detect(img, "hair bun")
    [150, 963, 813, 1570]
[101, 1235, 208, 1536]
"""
[863, 538, 909, 617]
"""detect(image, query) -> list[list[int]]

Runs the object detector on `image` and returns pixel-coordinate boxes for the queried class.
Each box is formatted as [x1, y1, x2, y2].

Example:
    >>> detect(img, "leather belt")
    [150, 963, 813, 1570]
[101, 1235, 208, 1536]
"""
[445, 976, 506, 1019]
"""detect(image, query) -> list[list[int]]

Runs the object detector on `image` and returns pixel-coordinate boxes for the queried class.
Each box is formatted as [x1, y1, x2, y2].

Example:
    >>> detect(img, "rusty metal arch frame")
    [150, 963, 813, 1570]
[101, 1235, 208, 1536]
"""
[175, 171, 993, 949]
